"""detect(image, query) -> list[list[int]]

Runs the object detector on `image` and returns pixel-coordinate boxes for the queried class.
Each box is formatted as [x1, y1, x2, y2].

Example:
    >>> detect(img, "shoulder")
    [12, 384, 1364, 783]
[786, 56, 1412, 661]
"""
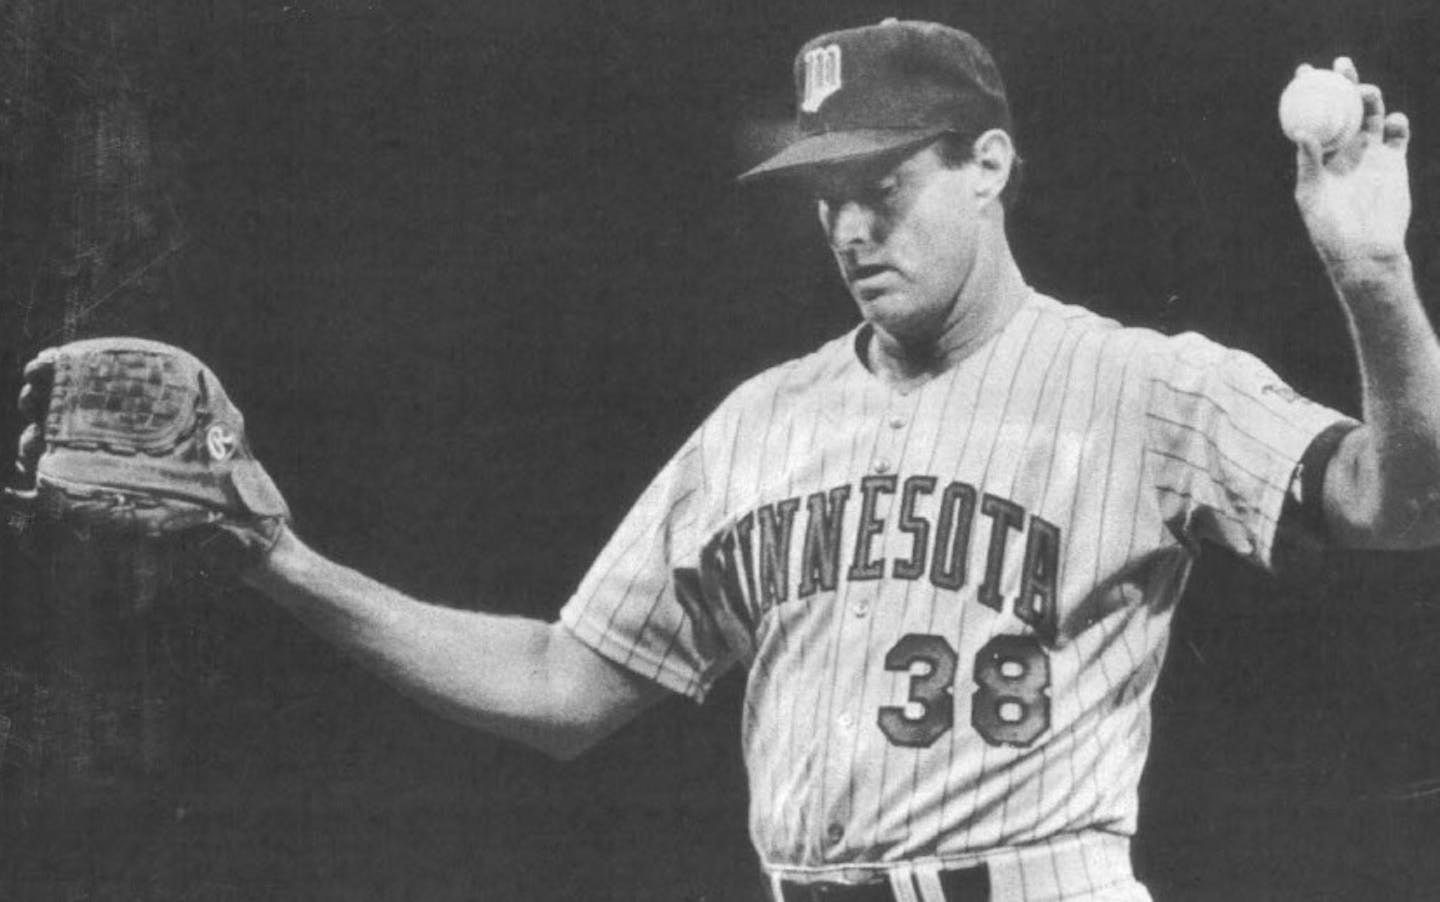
[707, 327, 862, 421]
[1024, 292, 1241, 376]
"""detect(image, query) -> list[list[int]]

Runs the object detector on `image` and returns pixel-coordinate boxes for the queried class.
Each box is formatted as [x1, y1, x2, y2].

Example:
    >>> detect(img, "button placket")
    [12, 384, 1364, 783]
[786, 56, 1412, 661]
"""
[873, 390, 917, 475]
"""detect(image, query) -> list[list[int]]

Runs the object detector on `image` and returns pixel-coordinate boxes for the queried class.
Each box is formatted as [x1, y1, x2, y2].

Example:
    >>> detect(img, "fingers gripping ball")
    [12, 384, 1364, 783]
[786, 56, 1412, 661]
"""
[5, 338, 289, 570]
[1278, 67, 1363, 151]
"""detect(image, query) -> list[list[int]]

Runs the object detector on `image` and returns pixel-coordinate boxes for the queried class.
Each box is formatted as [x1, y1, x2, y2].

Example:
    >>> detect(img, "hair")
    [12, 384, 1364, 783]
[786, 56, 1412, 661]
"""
[935, 130, 1025, 209]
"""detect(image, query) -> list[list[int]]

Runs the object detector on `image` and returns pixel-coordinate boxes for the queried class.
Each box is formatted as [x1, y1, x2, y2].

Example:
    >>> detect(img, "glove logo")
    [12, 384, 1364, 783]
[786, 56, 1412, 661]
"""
[206, 424, 238, 462]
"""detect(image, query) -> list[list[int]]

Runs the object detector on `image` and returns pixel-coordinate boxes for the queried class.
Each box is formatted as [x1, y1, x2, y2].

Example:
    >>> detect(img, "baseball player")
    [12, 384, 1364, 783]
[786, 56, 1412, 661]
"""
[12, 17, 1440, 902]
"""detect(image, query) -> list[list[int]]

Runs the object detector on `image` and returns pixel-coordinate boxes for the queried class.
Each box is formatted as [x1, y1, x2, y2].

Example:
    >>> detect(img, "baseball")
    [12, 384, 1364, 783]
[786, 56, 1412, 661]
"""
[1278, 67, 1363, 149]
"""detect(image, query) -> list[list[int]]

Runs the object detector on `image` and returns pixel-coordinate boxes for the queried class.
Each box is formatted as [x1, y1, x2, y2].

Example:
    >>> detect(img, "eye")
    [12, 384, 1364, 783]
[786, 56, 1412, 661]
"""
[812, 172, 900, 215]
[864, 177, 901, 207]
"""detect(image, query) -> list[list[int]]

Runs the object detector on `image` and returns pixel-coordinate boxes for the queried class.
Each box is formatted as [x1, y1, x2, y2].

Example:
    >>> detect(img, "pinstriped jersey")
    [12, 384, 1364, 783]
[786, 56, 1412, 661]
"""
[560, 291, 1349, 873]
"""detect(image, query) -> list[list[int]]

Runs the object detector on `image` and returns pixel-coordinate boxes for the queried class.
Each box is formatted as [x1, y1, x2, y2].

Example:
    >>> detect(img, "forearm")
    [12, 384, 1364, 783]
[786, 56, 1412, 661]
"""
[240, 528, 647, 758]
[1326, 254, 1440, 547]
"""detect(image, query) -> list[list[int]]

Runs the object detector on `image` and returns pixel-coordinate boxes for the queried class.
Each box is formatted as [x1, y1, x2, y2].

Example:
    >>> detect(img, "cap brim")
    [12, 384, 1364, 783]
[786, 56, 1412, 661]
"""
[737, 127, 951, 182]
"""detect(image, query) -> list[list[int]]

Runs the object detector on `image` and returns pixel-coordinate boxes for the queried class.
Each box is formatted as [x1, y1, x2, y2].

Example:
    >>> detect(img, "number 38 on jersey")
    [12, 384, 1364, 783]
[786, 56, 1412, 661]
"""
[880, 632, 1051, 748]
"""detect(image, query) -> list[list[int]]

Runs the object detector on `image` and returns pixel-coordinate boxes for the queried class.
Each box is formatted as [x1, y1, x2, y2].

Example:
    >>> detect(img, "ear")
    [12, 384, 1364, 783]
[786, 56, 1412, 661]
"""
[968, 129, 1015, 203]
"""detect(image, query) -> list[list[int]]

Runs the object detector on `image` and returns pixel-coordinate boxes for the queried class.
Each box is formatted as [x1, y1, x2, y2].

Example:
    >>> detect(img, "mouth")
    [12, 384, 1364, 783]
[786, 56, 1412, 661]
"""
[847, 263, 893, 285]
[847, 264, 894, 299]
[848, 263, 889, 280]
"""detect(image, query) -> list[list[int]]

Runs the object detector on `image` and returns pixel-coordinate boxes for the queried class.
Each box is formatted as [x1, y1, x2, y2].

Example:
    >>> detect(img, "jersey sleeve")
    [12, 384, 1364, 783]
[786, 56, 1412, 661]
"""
[559, 425, 738, 702]
[1144, 332, 1356, 570]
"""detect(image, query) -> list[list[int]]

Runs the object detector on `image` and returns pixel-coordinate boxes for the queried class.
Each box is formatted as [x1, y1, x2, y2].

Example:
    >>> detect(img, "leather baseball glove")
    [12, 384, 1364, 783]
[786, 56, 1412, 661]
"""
[5, 337, 289, 569]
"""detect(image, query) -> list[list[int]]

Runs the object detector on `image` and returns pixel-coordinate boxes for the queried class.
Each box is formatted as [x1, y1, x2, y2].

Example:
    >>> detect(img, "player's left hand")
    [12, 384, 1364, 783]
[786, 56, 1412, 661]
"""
[1292, 57, 1411, 268]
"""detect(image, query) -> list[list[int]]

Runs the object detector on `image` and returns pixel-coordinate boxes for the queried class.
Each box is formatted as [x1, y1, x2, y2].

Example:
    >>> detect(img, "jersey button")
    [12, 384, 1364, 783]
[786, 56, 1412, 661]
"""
[852, 600, 869, 618]
[837, 712, 854, 730]
[889, 416, 906, 430]
[826, 823, 844, 843]
[873, 459, 891, 474]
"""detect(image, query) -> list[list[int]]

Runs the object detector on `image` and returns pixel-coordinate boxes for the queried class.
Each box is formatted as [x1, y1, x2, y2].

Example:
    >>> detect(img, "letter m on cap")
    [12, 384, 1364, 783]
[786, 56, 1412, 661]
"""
[801, 44, 842, 113]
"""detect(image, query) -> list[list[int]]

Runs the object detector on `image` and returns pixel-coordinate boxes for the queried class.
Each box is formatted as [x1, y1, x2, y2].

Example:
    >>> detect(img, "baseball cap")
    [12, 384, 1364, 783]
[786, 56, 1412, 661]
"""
[739, 19, 1012, 181]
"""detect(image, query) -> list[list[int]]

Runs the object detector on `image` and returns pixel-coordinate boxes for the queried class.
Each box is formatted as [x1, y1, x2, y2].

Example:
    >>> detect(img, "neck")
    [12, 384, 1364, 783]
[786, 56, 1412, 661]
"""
[868, 240, 1028, 388]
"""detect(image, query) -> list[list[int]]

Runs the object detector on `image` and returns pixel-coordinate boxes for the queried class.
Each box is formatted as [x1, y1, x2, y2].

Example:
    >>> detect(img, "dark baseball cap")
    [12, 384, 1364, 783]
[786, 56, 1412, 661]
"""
[739, 19, 1012, 181]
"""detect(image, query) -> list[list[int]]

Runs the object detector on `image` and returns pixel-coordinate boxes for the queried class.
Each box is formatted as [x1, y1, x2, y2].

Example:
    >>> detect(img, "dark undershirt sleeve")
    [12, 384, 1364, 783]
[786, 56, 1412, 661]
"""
[1276, 419, 1361, 555]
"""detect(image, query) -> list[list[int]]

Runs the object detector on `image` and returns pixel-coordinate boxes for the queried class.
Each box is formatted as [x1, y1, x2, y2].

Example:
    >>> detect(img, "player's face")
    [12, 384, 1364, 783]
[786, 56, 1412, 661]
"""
[811, 142, 986, 345]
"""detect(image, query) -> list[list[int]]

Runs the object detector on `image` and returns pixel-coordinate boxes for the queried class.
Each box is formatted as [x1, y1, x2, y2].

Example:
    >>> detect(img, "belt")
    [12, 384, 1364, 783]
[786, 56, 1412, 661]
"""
[778, 863, 990, 902]
[767, 833, 1137, 902]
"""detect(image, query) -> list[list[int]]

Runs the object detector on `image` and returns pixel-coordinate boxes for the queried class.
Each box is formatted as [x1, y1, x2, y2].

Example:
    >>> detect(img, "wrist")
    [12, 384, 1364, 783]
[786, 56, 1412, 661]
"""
[1323, 251, 1413, 294]
[240, 523, 309, 587]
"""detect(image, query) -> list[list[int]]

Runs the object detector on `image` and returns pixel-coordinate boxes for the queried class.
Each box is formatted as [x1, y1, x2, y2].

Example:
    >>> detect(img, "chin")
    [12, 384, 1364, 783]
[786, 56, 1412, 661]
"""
[859, 295, 945, 345]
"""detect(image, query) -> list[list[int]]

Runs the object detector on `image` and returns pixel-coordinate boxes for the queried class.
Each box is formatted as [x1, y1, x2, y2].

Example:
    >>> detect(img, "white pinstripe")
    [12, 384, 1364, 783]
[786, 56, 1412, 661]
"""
[560, 292, 1350, 894]
[890, 871, 923, 902]
[910, 861, 945, 901]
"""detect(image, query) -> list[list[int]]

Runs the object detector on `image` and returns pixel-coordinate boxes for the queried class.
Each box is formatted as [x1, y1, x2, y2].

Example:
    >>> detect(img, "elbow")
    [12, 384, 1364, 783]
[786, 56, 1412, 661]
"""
[537, 742, 585, 764]
[486, 621, 657, 762]
[1330, 484, 1440, 550]
[424, 707, 604, 763]
[411, 697, 601, 763]
[517, 714, 617, 762]
[1365, 464, 1440, 549]
[525, 722, 605, 763]
[1325, 431, 1440, 549]
[519, 622, 658, 761]
[1361, 498, 1440, 550]
[540, 737, 600, 764]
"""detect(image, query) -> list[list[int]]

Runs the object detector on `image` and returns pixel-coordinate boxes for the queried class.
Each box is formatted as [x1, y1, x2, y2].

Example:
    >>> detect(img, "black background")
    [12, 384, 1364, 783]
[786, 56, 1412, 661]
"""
[3, 0, 1440, 899]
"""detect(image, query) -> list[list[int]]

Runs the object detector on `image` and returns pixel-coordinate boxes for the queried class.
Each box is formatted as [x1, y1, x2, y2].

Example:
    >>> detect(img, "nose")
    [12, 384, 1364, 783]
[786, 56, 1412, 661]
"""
[824, 200, 878, 249]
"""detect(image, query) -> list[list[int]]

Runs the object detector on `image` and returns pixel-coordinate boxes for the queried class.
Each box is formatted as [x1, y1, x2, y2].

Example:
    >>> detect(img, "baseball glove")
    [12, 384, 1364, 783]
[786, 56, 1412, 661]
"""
[5, 337, 289, 570]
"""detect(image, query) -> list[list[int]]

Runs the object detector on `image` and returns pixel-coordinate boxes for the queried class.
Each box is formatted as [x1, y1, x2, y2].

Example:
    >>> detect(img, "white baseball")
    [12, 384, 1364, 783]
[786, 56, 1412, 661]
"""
[1278, 67, 1363, 150]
